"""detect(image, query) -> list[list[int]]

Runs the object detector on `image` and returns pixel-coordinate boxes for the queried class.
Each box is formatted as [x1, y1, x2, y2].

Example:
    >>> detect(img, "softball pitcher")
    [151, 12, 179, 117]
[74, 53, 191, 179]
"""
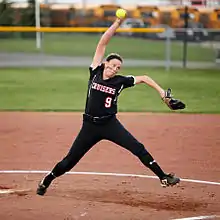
[37, 10, 185, 196]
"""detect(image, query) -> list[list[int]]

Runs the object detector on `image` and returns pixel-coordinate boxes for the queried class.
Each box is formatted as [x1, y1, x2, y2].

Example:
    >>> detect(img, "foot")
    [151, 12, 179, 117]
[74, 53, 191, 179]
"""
[36, 182, 47, 196]
[160, 173, 180, 187]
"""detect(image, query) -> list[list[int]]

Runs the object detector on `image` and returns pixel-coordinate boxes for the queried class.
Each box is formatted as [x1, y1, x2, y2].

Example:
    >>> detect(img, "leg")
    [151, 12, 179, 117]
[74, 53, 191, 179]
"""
[104, 118, 180, 187]
[37, 121, 101, 195]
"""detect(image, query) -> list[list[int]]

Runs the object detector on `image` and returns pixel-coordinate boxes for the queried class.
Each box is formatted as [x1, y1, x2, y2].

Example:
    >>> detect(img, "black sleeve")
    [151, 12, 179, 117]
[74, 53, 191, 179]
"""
[89, 63, 104, 80]
[120, 75, 135, 89]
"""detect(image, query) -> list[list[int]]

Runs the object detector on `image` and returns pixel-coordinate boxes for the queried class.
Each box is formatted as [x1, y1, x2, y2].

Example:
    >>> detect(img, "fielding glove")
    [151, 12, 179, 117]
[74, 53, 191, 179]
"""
[162, 88, 186, 110]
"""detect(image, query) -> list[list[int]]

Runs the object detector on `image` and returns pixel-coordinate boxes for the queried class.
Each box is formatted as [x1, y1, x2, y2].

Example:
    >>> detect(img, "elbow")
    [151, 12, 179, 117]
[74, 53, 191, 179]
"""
[142, 75, 150, 83]
[137, 75, 149, 84]
[135, 75, 150, 84]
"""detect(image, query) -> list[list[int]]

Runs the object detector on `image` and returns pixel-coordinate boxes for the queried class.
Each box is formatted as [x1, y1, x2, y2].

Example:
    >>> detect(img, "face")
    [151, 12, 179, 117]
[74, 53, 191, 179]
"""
[103, 58, 122, 79]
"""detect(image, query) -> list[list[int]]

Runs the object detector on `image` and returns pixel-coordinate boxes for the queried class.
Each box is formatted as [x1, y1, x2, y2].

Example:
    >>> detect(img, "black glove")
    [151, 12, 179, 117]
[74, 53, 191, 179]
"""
[162, 88, 186, 110]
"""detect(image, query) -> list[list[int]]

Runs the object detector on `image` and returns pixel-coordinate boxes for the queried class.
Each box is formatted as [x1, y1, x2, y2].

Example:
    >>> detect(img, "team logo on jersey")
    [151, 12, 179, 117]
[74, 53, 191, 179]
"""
[92, 82, 116, 95]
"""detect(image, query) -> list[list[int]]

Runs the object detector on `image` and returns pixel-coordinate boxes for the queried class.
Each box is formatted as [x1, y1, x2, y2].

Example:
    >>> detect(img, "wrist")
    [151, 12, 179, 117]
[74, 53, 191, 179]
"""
[160, 90, 165, 99]
[115, 18, 122, 26]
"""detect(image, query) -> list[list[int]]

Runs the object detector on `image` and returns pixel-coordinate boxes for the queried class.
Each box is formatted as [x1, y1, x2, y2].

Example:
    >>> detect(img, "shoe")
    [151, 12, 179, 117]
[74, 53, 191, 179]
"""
[36, 182, 47, 196]
[160, 173, 180, 187]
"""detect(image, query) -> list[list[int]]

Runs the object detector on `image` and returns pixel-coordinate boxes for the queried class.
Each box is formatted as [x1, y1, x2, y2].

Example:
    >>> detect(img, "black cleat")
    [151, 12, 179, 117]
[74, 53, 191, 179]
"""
[36, 183, 47, 196]
[160, 173, 180, 187]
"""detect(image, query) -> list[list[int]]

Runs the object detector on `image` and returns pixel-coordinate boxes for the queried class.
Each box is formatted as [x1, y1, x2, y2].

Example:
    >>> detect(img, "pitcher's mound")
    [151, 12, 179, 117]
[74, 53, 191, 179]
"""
[0, 187, 30, 196]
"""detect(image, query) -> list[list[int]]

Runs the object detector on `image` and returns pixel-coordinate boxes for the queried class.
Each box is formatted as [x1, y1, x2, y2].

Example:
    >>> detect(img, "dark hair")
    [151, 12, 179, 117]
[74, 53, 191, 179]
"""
[105, 53, 123, 63]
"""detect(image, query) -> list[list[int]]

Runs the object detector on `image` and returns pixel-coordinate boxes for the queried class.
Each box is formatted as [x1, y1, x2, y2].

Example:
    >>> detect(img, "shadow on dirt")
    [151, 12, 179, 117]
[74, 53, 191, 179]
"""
[55, 188, 207, 211]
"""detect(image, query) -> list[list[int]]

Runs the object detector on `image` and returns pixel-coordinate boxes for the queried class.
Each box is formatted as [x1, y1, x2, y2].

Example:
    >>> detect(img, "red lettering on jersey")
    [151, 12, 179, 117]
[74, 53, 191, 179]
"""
[105, 87, 110, 94]
[97, 84, 101, 90]
[100, 85, 104, 92]
[111, 88, 116, 95]
[92, 82, 116, 95]
[92, 82, 97, 89]
[102, 86, 107, 92]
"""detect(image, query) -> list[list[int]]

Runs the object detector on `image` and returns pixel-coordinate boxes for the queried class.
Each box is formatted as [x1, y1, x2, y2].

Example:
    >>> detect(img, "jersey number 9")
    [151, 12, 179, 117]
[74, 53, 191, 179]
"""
[105, 97, 112, 108]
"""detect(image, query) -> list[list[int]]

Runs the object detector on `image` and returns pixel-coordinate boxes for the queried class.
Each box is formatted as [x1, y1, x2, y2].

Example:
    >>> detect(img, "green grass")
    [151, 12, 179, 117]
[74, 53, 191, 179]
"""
[0, 67, 220, 113]
[0, 33, 215, 61]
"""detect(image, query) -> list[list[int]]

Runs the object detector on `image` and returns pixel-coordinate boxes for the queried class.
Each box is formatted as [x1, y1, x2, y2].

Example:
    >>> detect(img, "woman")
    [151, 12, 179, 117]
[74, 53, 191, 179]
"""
[37, 15, 181, 196]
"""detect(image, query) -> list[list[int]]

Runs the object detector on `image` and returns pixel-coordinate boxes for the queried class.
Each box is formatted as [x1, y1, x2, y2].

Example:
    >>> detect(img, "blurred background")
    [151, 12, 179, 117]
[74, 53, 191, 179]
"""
[1, 0, 220, 112]
[0, 0, 220, 69]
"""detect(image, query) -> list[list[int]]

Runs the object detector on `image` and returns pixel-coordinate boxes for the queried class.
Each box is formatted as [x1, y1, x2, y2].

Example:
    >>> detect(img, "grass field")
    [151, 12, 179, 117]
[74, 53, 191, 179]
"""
[0, 34, 215, 62]
[0, 67, 220, 113]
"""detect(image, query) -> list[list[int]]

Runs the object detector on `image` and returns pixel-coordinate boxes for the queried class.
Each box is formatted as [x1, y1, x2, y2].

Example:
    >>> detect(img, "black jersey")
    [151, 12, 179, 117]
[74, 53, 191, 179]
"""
[84, 63, 135, 117]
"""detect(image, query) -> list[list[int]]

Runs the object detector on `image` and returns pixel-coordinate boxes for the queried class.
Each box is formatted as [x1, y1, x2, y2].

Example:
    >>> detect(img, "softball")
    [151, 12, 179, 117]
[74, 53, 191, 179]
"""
[116, 9, 127, 19]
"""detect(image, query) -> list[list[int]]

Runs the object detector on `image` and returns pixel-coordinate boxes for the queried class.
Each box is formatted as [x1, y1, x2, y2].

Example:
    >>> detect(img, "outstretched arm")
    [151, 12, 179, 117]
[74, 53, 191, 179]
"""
[134, 75, 165, 98]
[91, 18, 123, 69]
[134, 75, 186, 110]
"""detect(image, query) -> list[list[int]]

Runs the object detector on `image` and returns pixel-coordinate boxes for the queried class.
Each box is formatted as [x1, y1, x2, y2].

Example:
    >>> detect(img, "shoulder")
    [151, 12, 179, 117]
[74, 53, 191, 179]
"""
[117, 75, 135, 83]
[114, 75, 131, 80]
[89, 63, 105, 80]
[110, 75, 124, 83]
[116, 75, 136, 88]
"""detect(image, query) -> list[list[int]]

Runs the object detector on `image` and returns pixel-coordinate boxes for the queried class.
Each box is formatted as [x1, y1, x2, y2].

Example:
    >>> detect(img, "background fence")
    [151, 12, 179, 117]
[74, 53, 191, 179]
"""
[1, 1, 220, 114]
[0, 0, 220, 69]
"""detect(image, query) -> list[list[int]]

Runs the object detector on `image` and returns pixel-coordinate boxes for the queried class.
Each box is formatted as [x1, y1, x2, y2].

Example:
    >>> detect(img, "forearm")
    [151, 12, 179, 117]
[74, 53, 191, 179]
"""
[98, 19, 121, 46]
[140, 75, 165, 98]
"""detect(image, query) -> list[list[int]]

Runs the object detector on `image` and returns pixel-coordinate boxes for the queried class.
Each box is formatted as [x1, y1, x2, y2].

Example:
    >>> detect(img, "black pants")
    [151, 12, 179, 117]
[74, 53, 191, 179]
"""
[52, 114, 149, 177]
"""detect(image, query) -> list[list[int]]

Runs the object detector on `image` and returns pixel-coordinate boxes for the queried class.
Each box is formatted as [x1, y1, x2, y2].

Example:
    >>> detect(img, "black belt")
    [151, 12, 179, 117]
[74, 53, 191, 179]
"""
[83, 113, 115, 124]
